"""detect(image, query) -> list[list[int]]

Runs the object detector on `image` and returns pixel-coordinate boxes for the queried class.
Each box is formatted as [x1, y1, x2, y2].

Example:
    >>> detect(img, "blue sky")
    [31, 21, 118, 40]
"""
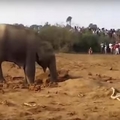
[0, 0, 120, 29]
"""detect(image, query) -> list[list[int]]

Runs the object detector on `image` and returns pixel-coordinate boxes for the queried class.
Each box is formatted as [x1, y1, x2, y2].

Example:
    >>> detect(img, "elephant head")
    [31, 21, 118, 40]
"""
[36, 41, 58, 83]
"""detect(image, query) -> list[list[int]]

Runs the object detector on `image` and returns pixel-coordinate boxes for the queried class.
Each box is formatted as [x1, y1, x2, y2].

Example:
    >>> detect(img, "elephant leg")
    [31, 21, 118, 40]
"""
[48, 56, 58, 85]
[24, 56, 36, 85]
[0, 63, 5, 83]
[23, 65, 27, 84]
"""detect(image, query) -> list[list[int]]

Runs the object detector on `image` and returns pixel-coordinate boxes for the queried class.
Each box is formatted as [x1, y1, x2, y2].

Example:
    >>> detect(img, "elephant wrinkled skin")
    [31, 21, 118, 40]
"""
[0, 24, 58, 85]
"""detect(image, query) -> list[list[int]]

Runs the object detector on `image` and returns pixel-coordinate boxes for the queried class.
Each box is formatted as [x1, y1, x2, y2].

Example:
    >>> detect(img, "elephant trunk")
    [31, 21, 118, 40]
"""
[48, 55, 58, 83]
[36, 53, 47, 72]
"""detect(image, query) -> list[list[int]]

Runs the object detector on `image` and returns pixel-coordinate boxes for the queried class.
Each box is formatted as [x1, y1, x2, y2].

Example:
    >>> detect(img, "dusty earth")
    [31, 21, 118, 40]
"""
[0, 53, 120, 120]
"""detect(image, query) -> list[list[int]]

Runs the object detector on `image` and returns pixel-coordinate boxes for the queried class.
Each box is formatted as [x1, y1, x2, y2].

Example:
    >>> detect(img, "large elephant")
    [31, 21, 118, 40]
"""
[0, 24, 58, 85]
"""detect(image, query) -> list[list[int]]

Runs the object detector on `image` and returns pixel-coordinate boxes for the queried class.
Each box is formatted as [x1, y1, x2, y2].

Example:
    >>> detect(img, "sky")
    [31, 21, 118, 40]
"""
[0, 0, 120, 29]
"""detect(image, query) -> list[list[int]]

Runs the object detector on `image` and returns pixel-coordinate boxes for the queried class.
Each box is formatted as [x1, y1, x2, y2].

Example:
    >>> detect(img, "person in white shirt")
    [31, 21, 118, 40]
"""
[109, 43, 113, 54]
[104, 44, 107, 54]
[100, 43, 104, 53]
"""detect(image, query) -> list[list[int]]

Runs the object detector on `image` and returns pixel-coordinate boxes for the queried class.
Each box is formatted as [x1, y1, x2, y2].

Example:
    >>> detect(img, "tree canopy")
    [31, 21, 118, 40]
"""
[12, 21, 119, 53]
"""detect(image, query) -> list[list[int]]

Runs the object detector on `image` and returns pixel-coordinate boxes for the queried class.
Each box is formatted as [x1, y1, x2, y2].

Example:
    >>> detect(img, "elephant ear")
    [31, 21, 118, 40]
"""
[37, 41, 54, 59]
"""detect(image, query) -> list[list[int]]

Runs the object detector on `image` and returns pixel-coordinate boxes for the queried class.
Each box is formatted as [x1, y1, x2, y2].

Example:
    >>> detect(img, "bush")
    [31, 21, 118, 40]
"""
[16, 23, 113, 53]
[39, 25, 113, 53]
[73, 33, 100, 52]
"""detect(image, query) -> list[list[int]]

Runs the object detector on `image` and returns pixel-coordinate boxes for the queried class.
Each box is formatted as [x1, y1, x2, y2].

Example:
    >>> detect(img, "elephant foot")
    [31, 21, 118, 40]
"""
[0, 79, 6, 89]
[0, 79, 6, 84]
[28, 84, 41, 91]
[49, 82, 58, 87]
[23, 78, 34, 86]
[22, 83, 29, 89]
[23, 80, 28, 85]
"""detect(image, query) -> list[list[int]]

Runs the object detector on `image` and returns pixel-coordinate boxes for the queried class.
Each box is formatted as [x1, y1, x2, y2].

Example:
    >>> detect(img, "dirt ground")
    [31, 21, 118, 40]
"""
[0, 53, 120, 120]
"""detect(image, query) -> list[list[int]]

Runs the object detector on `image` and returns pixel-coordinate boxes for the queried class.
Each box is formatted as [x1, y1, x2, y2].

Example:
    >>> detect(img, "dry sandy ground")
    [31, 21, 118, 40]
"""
[0, 53, 120, 120]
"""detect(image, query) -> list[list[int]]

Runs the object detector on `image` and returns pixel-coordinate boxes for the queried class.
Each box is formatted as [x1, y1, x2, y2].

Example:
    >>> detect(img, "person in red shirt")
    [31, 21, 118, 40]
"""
[115, 43, 119, 55]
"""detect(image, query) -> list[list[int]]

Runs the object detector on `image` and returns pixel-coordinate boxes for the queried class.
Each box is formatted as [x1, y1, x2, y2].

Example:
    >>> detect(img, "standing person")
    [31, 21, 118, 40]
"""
[112, 44, 116, 54]
[118, 42, 120, 53]
[104, 44, 107, 54]
[100, 43, 104, 53]
[88, 47, 93, 54]
[115, 43, 119, 55]
[109, 43, 113, 54]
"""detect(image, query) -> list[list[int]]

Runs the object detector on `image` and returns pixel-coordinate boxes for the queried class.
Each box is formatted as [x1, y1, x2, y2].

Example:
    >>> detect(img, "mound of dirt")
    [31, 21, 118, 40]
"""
[35, 69, 71, 87]
[0, 69, 72, 91]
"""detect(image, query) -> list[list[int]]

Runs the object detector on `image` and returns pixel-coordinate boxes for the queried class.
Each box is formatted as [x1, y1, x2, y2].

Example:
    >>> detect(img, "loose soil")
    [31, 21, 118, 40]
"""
[0, 53, 120, 120]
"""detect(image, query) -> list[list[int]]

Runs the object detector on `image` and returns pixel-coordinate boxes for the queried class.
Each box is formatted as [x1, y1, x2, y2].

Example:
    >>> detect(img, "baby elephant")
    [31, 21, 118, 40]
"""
[0, 24, 58, 85]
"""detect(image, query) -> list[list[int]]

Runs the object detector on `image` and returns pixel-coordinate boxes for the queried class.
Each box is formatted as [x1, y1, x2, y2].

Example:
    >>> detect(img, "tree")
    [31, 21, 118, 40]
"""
[12, 22, 114, 53]
[88, 23, 97, 30]
[66, 16, 72, 26]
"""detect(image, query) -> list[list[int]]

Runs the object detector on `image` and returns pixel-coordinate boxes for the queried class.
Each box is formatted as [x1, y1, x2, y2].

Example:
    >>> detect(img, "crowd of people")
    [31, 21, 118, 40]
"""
[70, 25, 120, 39]
[88, 42, 120, 55]
[68, 24, 120, 55]
[100, 42, 120, 55]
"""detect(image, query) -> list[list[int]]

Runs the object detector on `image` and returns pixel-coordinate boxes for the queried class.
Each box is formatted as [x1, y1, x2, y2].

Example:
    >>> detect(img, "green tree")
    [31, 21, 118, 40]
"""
[66, 16, 72, 27]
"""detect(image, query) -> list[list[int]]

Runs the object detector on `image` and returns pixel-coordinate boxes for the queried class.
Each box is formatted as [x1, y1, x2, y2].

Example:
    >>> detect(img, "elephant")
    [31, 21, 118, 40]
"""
[0, 24, 58, 85]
